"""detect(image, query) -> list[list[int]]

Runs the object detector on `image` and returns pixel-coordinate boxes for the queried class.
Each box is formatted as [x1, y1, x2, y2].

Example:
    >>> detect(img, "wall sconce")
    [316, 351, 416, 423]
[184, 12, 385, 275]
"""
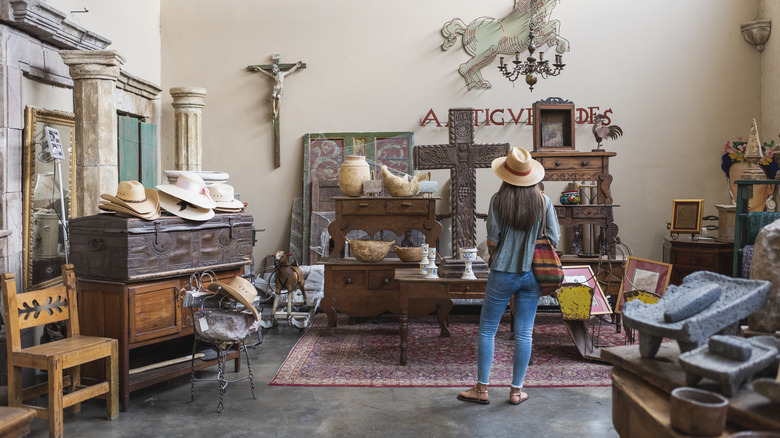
[741, 18, 771, 52]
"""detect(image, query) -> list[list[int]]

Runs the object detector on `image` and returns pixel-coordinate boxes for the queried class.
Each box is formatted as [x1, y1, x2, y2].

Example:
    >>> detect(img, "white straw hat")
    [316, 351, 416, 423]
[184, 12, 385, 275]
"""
[158, 191, 214, 221]
[156, 172, 217, 210]
[208, 183, 244, 210]
[491, 147, 545, 187]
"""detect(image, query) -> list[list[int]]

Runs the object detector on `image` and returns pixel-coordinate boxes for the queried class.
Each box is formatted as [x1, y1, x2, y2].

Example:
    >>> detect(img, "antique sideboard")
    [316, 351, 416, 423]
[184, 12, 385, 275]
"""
[532, 150, 620, 257]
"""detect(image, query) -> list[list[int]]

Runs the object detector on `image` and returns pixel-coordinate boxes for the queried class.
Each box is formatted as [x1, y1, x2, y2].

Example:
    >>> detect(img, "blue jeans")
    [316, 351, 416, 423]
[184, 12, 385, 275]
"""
[478, 270, 542, 388]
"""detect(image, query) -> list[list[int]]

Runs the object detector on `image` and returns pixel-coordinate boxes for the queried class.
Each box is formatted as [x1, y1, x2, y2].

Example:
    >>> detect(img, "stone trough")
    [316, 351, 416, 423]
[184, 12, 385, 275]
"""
[622, 271, 771, 359]
[678, 335, 779, 396]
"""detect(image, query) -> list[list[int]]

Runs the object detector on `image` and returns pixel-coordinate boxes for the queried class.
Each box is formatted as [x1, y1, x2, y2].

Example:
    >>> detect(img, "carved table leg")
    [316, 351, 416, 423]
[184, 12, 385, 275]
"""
[399, 284, 410, 365]
[323, 298, 337, 336]
[435, 299, 454, 337]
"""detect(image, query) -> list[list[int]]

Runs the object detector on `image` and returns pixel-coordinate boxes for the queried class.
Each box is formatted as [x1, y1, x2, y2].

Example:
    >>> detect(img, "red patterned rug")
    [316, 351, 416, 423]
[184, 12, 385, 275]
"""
[270, 312, 630, 387]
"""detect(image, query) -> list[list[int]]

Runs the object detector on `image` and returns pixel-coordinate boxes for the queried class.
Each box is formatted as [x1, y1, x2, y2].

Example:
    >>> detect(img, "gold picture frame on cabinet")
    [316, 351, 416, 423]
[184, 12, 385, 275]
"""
[670, 199, 704, 234]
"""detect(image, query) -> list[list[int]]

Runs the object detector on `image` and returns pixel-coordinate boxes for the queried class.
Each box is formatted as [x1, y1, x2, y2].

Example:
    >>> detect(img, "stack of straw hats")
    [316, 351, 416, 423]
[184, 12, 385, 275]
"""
[99, 180, 161, 220]
[156, 172, 217, 221]
[209, 183, 245, 213]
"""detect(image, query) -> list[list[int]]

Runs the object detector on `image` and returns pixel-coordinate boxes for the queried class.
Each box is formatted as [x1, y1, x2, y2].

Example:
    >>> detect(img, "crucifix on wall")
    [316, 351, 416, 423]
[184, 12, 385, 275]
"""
[247, 53, 306, 168]
[414, 108, 509, 257]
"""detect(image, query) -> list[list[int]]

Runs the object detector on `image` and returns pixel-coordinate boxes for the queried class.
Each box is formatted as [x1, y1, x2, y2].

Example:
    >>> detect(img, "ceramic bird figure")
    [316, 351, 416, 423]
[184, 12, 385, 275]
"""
[380, 165, 427, 197]
[592, 113, 623, 150]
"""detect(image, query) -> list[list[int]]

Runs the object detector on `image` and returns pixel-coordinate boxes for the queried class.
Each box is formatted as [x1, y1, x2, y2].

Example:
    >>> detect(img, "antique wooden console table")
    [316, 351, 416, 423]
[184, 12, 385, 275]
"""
[532, 151, 620, 257]
[663, 236, 733, 285]
[327, 196, 442, 258]
[395, 268, 489, 365]
[603, 344, 780, 436]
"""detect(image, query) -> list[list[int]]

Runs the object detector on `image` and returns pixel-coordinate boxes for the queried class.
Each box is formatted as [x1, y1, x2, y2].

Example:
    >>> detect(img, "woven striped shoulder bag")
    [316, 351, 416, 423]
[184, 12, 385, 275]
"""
[531, 196, 564, 295]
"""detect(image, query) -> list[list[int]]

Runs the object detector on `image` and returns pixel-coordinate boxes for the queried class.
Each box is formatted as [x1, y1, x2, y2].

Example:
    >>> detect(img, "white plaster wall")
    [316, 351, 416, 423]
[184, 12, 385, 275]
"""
[761, 0, 780, 139]
[45, 0, 162, 85]
[155, 0, 761, 264]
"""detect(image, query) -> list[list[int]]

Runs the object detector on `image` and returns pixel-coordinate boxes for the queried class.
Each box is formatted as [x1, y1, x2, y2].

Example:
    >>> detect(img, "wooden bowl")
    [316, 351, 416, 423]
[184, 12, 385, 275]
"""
[394, 246, 423, 262]
[347, 239, 394, 262]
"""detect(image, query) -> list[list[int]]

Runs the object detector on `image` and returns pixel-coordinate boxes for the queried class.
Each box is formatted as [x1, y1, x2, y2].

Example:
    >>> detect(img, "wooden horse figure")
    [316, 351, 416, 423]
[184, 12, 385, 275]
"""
[267, 250, 310, 327]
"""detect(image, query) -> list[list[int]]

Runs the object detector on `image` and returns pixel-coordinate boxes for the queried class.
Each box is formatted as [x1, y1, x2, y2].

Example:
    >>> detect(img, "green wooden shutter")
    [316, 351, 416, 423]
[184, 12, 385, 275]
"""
[118, 115, 140, 181]
[139, 122, 158, 188]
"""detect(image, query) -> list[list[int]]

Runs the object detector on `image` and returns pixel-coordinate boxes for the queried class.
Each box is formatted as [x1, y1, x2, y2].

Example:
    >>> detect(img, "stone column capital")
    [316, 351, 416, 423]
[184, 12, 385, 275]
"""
[59, 50, 126, 81]
[170, 87, 207, 109]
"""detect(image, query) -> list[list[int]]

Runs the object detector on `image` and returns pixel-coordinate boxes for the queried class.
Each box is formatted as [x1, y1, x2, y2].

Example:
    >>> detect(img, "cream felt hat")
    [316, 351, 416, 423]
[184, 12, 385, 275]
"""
[156, 171, 217, 210]
[491, 147, 545, 187]
[206, 276, 260, 321]
[99, 200, 161, 220]
[208, 184, 244, 210]
[158, 190, 214, 221]
[100, 180, 159, 214]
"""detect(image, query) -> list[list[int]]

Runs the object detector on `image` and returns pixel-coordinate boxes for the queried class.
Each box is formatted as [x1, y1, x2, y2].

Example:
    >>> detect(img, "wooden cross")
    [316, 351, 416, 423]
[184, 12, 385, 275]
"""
[247, 55, 306, 168]
[414, 108, 509, 256]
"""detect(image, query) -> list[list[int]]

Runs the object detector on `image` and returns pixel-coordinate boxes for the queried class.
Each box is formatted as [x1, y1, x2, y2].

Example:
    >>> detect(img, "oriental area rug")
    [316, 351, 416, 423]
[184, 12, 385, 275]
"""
[270, 312, 628, 387]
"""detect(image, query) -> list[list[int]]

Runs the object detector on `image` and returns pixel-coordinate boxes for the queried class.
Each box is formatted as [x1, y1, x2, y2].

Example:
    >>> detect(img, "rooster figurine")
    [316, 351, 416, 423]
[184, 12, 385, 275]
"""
[592, 113, 623, 150]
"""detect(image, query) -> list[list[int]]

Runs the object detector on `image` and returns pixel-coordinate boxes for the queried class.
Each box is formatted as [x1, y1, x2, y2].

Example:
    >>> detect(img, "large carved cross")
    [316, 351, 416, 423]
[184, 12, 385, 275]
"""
[414, 108, 509, 256]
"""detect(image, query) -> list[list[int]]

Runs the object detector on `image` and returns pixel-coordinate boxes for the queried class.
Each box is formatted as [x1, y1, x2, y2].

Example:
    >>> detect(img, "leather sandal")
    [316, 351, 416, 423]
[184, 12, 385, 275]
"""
[509, 388, 529, 405]
[457, 386, 490, 405]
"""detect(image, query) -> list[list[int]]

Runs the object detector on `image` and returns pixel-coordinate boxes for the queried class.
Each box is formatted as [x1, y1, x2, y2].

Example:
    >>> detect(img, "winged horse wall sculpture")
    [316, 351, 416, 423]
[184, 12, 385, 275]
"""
[441, 0, 570, 90]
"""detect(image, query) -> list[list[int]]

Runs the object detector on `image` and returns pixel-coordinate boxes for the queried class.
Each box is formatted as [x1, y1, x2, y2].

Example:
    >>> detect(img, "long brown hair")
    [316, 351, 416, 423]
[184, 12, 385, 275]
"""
[493, 182, 542, 230]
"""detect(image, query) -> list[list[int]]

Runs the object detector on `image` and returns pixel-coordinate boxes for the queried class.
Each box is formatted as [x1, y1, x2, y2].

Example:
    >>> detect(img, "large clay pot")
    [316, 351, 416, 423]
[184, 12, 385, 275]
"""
[338, 155, 371, 197]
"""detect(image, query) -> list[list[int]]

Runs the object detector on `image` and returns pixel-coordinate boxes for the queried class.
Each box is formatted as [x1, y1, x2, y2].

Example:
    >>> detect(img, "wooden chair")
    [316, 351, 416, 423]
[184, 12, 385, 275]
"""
[1, 264, 118, 438]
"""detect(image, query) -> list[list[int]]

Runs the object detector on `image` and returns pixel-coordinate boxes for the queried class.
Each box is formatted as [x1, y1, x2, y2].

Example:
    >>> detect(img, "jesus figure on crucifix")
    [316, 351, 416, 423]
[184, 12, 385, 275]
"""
[249, 61, 302, 118]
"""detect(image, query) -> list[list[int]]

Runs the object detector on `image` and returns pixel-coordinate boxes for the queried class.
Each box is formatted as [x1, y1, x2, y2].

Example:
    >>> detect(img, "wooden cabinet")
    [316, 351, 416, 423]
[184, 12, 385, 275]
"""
[77, 267, 243, 411]
[662, 237, 733, 285]
[322, 260, 438, 335]
[327, 196, 442, 258]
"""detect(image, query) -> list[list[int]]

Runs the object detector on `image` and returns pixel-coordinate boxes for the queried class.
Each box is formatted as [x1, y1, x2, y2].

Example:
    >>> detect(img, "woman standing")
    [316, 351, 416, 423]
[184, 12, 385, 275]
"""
[457, 147, 560, 405]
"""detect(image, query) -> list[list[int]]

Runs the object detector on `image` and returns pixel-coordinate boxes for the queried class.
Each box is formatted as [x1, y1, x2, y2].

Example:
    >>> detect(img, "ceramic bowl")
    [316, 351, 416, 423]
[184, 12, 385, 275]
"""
[560, 190, 581, 205]
[347, 239, 394, 262]
[394, 246, 423, 262]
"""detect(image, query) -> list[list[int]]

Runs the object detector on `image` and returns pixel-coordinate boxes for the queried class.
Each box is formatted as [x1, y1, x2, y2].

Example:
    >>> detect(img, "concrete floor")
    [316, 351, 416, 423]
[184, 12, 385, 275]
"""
[26, 320, 620, 438]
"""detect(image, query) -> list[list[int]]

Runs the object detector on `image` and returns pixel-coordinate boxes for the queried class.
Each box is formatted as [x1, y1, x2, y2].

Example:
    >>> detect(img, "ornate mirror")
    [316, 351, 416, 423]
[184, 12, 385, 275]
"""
[22, 106, 77, 291]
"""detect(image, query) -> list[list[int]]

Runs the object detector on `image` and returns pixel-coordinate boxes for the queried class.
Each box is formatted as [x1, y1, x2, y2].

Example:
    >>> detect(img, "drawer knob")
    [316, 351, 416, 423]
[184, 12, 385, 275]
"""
[464, 286, 471, 292]
[691, 256, 699, 265]
[344, 278, 353, 285]
[555, 160, 561, 166]
[358, 203, 368, 207]
[382, 278, 390, 285]
[581, 160, 589, 166]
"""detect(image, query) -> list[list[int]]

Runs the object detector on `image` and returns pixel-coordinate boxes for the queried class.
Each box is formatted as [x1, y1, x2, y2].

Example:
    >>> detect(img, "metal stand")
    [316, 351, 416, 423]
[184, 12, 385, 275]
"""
[187, 338, 257, 413]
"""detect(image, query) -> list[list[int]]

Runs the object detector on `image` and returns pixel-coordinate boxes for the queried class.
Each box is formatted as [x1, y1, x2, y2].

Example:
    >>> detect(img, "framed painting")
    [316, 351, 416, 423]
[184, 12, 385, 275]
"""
[670, 199, 704, 234]
[532, 97, 575, 151]
[301, 132, 414, 264]
[616, 256, 673, 313]
[562, 265, 612, 315]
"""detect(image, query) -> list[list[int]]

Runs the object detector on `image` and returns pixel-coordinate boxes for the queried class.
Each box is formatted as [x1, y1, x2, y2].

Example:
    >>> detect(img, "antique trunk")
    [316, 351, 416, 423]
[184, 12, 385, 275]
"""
[69, 213, 253, 282]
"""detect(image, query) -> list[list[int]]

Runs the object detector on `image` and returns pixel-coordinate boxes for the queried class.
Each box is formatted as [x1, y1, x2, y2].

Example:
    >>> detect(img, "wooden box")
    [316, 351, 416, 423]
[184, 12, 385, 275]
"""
[69, 212, 253, 282]
[533, 98, 575, 151]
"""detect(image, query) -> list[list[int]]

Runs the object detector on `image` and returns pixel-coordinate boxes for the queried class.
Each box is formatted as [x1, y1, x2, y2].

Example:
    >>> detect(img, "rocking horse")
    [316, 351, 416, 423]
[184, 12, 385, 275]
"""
[260, 251, 315, 329]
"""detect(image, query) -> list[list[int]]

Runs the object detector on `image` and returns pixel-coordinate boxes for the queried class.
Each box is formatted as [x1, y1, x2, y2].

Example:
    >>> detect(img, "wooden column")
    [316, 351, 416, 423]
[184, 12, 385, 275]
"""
[59, 50, 126, 217]
[170, 87, 206, 171]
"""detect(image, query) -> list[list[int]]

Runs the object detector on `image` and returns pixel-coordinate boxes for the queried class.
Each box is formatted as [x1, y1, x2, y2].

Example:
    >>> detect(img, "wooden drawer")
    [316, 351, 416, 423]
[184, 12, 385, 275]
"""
[447, 282, 485, 295]
[385, 199, 429, 215]
[368, 270, 398, 290]
[673, 251, 716, 268]
[340, 199, 385, 215]
[128, 279, 181, 343]
[330, 270, 367, 289]
[537, 155, 605, 173]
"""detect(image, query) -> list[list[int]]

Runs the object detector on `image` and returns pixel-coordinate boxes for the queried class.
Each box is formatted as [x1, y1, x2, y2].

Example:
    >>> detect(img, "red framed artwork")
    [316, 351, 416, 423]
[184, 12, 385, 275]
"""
[562, 265, 612, 315]
[616, 256, 673, 313]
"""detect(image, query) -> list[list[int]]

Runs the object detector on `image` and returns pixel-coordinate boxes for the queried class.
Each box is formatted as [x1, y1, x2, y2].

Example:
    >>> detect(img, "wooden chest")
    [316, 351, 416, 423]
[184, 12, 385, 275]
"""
[69, 213, 253, 282]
